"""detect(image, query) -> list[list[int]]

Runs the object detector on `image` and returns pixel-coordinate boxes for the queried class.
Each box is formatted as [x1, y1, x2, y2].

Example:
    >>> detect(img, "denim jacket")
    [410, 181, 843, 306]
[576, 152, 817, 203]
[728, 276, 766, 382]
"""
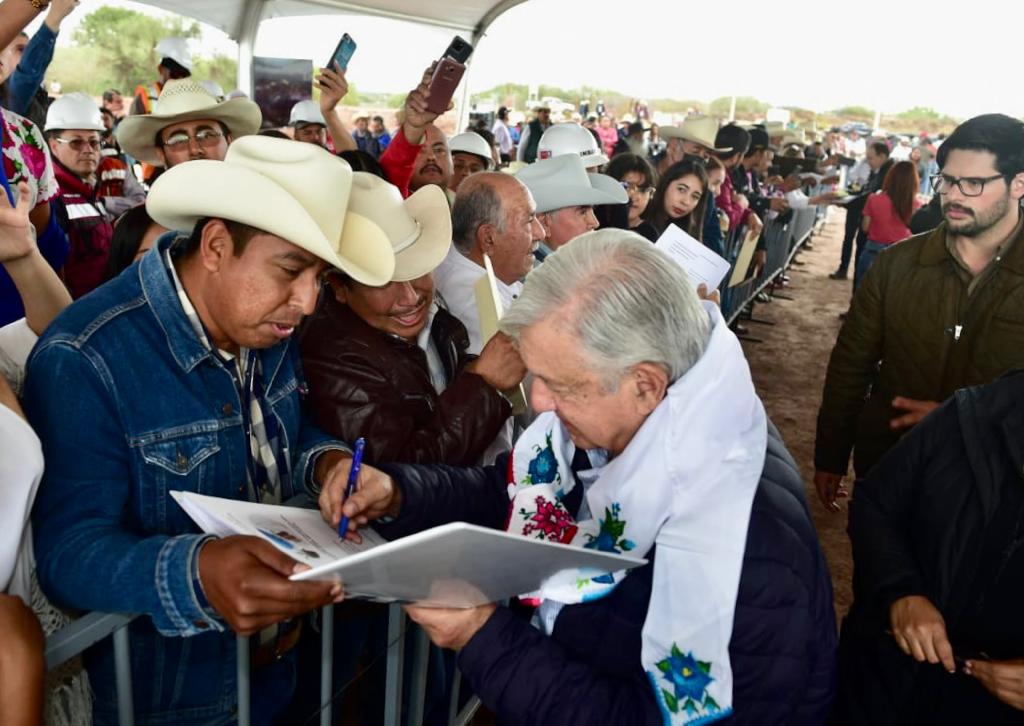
[25, 234, 347, 725]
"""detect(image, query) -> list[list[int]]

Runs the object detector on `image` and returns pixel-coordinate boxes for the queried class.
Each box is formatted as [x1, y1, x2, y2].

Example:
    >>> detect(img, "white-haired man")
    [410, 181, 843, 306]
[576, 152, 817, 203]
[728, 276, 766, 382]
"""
[318, 229, 837, 725]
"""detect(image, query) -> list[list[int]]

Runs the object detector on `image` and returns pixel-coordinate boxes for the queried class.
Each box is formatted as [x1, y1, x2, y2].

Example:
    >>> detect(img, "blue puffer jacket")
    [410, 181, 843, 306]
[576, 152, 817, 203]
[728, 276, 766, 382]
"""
[377, 421, 837, 725]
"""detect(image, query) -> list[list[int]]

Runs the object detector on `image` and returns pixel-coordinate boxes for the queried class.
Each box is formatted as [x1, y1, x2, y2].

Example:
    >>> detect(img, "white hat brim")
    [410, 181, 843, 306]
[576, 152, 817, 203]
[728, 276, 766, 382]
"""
[532, 180, 627, 213]
[116, 98, 262, 166]
[659, 125, 733, 153]
[391, 184, 453, 282]
[146, 160, 395, 286]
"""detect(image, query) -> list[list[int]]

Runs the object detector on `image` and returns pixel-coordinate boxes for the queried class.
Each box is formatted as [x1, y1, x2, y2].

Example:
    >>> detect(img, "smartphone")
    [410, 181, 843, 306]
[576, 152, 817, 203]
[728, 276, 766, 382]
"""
[426, 57, 465, 115]
[442, 35, 474, 64]
[327, 33, 356, 71]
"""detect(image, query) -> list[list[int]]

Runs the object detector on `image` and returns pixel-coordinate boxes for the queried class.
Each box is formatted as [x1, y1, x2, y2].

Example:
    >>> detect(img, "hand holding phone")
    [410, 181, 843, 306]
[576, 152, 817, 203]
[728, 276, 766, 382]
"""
[426, 57, 465, 115]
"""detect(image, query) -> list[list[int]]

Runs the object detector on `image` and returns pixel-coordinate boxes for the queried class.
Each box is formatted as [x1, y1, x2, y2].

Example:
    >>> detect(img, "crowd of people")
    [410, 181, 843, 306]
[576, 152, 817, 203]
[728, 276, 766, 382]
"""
[1, 1, 1024, 725]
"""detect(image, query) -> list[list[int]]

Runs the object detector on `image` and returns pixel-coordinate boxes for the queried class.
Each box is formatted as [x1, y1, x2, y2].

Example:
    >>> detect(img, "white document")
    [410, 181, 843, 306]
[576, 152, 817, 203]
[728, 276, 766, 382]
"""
[654, 223, 732, 291]
[172, 492, 646, 608]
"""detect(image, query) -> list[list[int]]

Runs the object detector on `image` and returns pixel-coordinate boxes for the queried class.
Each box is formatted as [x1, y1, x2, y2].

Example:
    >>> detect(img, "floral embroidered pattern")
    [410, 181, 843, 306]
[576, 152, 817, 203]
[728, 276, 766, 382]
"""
[2, 107, 58, 205]
[523, 432, 559, 485]
[518, 495, 578, 542]
[656, 645, 719, 719]
[583, 503, 635, 554]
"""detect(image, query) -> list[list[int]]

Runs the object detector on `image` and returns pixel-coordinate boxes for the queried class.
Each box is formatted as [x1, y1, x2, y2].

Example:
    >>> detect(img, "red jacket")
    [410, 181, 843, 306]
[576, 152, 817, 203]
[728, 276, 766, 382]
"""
[716, 170, 754, 231]
[379, 128, 420, 198]
[52, 158, 120, 298]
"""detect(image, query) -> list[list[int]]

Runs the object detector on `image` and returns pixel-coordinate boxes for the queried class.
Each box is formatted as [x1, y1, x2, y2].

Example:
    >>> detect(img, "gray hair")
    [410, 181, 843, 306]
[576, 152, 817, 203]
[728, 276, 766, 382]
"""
[500, 229, 711, 388]
[451, 173, 506, 254]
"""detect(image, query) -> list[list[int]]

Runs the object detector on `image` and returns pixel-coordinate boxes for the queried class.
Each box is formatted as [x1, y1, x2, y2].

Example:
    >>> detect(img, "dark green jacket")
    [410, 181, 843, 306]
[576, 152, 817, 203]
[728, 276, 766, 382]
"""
[815, 219, 1024, 477]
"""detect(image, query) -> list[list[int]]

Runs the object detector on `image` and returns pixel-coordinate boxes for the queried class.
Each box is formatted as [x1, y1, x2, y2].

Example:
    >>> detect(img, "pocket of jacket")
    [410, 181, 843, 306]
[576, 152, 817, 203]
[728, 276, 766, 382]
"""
[135, 431, 220, 532]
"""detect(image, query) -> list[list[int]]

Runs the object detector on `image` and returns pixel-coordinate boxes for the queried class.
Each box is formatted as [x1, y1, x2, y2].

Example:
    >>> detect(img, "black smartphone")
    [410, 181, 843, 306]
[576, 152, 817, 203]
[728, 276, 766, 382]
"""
[327, 33, 356, 71]
[442, 35, 473, 64]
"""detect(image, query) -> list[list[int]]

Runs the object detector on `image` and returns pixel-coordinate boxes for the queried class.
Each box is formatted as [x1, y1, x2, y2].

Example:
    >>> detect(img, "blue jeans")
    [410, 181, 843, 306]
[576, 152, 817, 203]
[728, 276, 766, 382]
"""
[854, 240, 890, 291]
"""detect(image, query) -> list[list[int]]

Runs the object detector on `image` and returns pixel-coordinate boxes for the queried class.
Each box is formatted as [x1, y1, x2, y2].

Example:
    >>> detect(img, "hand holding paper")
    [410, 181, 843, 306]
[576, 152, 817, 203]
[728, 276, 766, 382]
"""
[654, 223, 732, 292]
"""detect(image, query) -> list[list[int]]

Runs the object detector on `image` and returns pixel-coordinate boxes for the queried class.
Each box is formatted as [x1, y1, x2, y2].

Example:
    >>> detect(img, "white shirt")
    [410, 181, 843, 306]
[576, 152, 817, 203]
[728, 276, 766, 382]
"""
[415, 303, 447, 394]
[515, 125, 533, 162]
[492, 119, 514, 155]
[433, 245, 523, 355]
[432, 245, 522, 464]
[0, 319, 38, 396]
[0, 403, 43, 601]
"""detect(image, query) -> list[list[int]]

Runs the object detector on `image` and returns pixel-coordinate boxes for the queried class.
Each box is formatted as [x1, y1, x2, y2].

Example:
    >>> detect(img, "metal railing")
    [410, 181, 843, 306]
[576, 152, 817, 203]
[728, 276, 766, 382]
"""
[45, 602, 480, 726]
[722, 192, 832, 324]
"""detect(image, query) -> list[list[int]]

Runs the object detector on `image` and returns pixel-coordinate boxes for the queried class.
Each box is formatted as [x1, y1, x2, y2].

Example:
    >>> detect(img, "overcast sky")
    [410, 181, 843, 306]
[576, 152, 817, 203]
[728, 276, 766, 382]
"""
[41, 0, 1022, 120]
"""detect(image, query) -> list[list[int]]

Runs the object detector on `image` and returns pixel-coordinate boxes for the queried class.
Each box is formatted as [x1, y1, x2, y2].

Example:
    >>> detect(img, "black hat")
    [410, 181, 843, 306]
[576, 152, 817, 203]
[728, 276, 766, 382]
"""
[748, 127, 771, 152]
[714, 123, 750, 157]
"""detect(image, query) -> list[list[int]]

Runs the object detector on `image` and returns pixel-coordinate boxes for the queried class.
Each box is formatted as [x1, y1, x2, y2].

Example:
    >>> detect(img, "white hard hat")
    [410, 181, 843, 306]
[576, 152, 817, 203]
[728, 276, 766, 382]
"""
[448, 132, 494, 169]
[45, 93, 106, 133]
[289, 100, 326, 127]
[198, 80, 225, 101]
[537, 122, 608, 168]
[156, 37, 192, 72]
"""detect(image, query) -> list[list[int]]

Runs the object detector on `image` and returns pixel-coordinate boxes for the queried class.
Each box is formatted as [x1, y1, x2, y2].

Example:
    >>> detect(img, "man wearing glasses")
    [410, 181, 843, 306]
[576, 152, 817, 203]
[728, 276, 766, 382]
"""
[117, 77, 262, 182]
[814, 113, 1024, 513]
[44, 93, 146, 297]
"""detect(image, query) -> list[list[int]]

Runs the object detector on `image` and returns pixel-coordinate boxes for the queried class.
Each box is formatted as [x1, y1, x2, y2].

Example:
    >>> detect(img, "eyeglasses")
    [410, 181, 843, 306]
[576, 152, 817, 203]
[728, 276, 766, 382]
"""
[161, 128, 225, 150]
[54, 137, 101, 152]
[930, 173, 1004, 197]
[620, 181, 654, 195]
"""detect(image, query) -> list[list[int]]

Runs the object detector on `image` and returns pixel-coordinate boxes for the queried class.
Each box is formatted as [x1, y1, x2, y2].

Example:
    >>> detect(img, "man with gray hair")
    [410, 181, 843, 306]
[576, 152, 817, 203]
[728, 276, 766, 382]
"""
[433, 172, 546, 354]
[321, 229, 837, 724]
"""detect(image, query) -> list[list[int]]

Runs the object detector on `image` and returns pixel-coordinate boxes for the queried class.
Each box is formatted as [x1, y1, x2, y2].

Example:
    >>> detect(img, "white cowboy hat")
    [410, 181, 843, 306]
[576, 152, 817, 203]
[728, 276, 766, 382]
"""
[515, 154, 627, 214]
[116, 78, 262, 166]
[340, 172, 452, 283]
[537, 122, 608, 168]
[289, 100, 326, 127]
[448, 132, 494, 169]
[660, 115, 732, 153]
[146, 136, 395, 286]
[156, 37, 192, 72]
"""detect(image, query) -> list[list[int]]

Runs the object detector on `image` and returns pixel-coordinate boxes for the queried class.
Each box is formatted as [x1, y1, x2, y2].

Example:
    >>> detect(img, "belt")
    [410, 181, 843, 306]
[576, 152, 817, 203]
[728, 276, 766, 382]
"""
[250, 620, 302, 670]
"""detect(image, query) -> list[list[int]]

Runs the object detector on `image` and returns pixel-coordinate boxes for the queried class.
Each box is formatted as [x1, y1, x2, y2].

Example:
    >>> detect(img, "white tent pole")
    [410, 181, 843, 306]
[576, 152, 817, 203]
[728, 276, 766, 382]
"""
[236, 1, 269, 97]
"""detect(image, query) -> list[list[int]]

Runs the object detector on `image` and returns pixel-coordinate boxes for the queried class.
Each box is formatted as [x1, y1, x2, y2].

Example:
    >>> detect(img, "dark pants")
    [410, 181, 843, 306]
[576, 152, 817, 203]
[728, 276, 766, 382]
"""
[838, 208, 863, 273]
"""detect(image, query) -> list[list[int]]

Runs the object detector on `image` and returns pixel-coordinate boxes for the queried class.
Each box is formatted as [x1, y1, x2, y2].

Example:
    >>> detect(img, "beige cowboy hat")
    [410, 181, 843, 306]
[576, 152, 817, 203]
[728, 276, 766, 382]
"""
[116, 78, 262, 166]
[340, 172, 452, 283]
[515, 154, 627, 214]
[660, 115, 732, 153]
[146, 136, 395, 285]
[764, 121, 787, 137]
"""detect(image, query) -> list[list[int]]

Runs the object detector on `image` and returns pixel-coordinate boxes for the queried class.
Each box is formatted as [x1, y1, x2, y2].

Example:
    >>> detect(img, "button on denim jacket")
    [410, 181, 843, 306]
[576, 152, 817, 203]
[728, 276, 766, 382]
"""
[25, 234, 346, 725]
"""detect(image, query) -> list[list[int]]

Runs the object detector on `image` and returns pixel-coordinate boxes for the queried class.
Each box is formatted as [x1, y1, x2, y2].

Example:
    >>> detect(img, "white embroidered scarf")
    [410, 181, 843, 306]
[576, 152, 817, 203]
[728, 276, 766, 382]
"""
[506, 302, 767, 724]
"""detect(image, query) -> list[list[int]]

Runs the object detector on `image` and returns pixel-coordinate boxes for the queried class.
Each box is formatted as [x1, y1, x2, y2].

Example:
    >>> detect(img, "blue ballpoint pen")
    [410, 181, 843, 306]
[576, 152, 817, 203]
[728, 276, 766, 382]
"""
[338, 437, 366, 539]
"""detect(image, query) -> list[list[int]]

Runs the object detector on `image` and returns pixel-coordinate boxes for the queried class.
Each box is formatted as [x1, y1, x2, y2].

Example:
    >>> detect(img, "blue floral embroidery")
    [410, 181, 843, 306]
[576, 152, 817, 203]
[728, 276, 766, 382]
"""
[655, 645, 719, 719]
[583, 503, 635, 554]
[524, 432, 558, 485]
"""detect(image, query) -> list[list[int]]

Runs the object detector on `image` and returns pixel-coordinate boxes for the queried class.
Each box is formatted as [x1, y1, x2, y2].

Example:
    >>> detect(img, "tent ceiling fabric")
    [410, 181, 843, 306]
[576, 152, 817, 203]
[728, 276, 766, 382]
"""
[133, 0, 527, 40]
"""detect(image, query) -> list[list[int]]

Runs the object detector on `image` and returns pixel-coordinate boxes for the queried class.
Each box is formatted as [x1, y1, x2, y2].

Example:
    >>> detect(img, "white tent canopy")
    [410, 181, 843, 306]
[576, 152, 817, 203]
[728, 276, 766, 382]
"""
[132, 0, 527, 94]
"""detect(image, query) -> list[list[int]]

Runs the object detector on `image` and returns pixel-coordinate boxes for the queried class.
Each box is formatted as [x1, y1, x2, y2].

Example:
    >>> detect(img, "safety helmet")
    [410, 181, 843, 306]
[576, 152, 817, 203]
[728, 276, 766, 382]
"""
[44, 93, 106, 132]
[537, 123, 608, 168]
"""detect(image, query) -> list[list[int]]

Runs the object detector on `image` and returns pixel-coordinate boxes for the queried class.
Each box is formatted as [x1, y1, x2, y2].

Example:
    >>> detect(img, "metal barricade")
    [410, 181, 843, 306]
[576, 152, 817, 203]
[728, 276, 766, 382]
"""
[44, 585, 480, 726]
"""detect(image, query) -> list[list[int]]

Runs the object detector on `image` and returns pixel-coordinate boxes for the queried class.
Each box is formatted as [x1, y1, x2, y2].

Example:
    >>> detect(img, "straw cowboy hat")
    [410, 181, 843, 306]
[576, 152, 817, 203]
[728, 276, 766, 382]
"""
[660, 115, 732, 153]
[340, 172, 452, 282]
[537, 122, 608, 169]
[515, 154, 627, 214]
[146, 136, 395, 285]
[116, 78, 262, 165]
[448, 132, 494, 169]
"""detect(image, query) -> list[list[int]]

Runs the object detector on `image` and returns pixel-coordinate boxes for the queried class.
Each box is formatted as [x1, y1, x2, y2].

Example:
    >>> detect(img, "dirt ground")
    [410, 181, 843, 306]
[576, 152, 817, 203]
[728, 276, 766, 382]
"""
[740, 209, 855, 616]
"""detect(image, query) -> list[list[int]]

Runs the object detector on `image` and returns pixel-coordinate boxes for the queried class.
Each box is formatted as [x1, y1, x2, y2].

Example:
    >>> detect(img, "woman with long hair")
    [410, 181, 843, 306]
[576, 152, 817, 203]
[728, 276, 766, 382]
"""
[604, 153, 658, 241]
[854, 160, 921, 289]
[642, 158, 709, 242]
